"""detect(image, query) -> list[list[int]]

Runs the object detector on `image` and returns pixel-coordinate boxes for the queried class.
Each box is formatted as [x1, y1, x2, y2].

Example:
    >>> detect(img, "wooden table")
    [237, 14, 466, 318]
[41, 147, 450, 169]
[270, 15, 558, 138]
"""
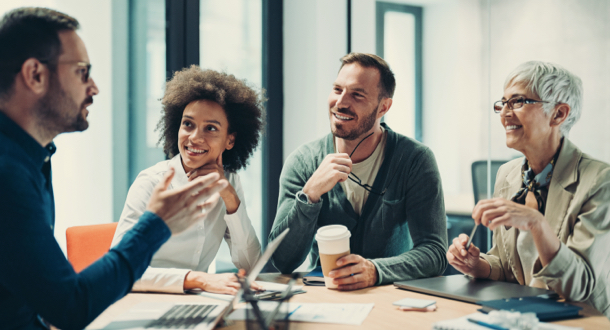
[87, 274, 609, 329]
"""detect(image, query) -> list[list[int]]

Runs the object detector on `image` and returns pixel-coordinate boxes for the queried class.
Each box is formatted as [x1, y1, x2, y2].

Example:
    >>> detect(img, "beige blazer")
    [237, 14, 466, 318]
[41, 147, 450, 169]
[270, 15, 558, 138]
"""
[480, 139, 610, 317]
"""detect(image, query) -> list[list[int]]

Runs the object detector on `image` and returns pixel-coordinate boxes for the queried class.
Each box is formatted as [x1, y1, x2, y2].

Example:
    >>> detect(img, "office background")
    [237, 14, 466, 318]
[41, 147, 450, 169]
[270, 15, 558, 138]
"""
[1, 0, 609, 272]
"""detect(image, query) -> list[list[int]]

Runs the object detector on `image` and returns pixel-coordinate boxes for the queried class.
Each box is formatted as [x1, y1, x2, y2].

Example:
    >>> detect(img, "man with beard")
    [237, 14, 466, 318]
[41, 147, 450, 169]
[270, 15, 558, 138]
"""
[269, 53, 447, 290]
[0, 8, 227, 329]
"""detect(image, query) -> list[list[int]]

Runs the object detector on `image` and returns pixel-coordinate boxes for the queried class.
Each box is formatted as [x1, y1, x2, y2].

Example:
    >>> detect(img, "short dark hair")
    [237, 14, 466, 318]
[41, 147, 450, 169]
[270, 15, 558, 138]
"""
[339, 53, 396, 100]
[0, 7, 79, 98]
[158, 66, 265, 172]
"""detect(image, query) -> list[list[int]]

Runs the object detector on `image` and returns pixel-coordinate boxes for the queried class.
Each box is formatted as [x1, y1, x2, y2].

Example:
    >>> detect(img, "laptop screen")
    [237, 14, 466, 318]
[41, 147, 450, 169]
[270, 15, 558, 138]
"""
[247, 228, 289, 283]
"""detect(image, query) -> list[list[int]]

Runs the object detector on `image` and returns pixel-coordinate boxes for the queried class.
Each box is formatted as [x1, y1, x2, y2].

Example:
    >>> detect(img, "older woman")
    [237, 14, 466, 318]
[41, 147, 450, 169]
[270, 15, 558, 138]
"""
[447, 61, 610, 316]
[111, 66, 264, 295]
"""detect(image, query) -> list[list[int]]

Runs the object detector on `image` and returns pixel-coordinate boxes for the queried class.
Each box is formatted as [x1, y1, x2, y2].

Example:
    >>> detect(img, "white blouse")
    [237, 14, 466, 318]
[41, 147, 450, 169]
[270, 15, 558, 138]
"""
[111, 155, 262, 293]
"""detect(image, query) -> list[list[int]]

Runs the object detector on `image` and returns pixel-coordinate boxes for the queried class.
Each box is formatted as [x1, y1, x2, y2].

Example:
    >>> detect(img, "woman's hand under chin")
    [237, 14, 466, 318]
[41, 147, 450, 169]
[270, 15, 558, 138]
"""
[186, 153, 227, 182]
[186, 153, 240, 214]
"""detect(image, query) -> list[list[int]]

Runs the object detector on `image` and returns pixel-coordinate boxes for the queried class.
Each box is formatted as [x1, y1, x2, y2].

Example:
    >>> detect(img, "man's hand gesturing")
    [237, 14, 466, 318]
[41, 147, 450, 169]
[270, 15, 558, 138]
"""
[146, 168, 228, 235]
[302, 153, 352, 203]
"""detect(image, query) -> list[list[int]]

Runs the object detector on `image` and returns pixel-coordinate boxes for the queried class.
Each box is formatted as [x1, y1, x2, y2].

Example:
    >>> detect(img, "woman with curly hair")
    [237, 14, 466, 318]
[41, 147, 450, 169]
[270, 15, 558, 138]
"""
[111, 66, 265, 294]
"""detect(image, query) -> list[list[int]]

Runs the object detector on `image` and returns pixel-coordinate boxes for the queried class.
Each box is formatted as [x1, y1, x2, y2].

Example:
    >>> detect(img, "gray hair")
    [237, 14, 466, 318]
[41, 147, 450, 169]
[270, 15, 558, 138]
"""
[504, 61, 582, 136]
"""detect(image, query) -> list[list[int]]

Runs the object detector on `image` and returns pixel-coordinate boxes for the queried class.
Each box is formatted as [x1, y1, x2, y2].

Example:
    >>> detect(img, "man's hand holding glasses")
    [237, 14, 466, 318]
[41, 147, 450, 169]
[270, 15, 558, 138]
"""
[302, 153, 353, 204]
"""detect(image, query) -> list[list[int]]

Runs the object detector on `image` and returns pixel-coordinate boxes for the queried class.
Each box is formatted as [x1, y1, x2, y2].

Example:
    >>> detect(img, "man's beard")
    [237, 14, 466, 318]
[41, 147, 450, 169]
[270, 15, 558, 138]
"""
[331, 103, 379, 141]
[35, 74, 90, 135]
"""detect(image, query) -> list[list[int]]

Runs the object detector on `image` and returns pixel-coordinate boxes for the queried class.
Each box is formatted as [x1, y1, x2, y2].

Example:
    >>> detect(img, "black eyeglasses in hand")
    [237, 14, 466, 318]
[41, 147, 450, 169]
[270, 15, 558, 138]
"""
[347, 131, 402, 196]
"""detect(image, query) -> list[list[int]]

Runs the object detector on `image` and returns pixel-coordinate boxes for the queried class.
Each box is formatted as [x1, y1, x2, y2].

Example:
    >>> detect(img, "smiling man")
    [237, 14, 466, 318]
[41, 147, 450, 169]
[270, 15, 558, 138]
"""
[269, 53, 447, 290]
[0, 8, 227, 329]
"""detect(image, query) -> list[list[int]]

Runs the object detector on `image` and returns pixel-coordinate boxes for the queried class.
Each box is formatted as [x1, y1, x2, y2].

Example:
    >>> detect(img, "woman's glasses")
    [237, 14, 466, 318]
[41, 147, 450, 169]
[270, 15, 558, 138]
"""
[493, 96, 549, 113]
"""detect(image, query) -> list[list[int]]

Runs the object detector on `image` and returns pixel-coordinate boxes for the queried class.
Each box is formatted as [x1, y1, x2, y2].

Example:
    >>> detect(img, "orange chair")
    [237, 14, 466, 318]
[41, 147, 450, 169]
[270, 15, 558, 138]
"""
[66, 222, 118, 273]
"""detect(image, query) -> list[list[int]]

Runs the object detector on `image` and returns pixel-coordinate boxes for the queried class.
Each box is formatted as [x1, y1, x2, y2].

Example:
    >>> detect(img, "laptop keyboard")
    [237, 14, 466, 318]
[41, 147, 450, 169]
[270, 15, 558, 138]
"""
[146, 304, 217, 329]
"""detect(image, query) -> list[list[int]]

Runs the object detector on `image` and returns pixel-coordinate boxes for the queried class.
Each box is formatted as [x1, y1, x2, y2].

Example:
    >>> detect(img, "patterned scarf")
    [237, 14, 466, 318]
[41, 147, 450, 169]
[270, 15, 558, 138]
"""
[511, 142, 562, 214]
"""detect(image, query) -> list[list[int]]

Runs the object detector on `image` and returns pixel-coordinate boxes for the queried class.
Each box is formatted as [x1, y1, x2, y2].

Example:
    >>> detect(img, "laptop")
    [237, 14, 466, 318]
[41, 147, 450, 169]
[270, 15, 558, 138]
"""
[102, 228, 290, 330]
[195, 228, 301, 301]
[394, 275, 558, 304]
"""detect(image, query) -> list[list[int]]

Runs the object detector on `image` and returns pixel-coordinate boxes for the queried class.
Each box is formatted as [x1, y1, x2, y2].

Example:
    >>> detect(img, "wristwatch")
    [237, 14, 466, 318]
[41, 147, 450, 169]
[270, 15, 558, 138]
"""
[296, 190, 313, 204]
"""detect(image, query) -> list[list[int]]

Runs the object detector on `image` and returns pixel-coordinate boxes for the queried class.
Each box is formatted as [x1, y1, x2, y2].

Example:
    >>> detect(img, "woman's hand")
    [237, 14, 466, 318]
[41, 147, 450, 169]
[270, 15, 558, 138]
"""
[187, 154, 227, 182]
[447, 234, 490, 278]
[473, 197, 561, 266]
[187, 154, 241, 214]
[472, 198, 545, 231]
[184, 270, 262, 294]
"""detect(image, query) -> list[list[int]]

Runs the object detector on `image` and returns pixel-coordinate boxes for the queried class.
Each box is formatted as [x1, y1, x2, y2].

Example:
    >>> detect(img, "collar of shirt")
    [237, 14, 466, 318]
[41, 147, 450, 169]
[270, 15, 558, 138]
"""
[520, 138, 564, 190]
[169, 155, 189, 188]
[0, 111, 56, 169]
[511, 139, 563, 213]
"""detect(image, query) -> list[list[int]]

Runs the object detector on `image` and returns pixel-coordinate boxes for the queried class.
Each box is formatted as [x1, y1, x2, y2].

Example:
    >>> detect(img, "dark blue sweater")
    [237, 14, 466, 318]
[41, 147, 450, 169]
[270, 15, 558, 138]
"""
[0, 112, 171, 329]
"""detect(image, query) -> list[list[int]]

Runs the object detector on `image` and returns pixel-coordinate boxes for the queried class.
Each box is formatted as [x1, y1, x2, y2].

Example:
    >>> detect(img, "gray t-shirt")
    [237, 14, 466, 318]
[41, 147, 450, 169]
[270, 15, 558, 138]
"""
[338, 127, 387, 215]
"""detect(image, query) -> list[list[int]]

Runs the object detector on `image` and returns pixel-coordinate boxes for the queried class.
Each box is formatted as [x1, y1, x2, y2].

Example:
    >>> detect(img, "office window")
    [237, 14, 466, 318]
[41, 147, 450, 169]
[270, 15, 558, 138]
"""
[199, 0, 263, 272]
[376, 2, 422, 142]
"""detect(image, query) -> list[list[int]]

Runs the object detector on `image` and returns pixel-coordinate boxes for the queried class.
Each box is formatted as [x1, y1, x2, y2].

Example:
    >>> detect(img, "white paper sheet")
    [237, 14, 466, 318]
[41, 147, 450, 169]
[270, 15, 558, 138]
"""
[433, 313, 583, 330]
[228, 302, 375, 326]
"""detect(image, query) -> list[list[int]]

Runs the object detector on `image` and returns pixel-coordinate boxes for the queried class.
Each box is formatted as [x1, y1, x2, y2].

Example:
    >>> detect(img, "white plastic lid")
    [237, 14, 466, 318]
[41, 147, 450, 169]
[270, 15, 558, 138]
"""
[315, 225, 351, 241]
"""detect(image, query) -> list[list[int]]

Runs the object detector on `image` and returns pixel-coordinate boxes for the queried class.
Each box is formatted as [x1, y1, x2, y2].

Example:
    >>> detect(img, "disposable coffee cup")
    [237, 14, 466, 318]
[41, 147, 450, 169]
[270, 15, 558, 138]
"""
[315, 225, 351, 289]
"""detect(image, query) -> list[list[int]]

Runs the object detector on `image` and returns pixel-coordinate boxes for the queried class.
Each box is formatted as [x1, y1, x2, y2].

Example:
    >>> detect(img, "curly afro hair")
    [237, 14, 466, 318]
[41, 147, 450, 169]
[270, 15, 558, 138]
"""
[157, 66, 265, 172]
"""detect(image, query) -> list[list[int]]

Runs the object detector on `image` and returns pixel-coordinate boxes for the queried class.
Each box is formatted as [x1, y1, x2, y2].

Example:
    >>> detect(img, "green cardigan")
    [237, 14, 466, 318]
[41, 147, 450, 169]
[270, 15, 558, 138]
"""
[269, 123, 448, 284]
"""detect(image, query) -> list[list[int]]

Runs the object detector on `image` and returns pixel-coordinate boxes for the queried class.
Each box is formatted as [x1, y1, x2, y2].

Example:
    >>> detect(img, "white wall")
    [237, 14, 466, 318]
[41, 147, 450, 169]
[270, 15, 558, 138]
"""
[487, 0, 610, 164]
[351, 0, 376, 53]
[54, 1, 116, 253]
[0, 1, 118, 253]
[283, 0, 348, 159]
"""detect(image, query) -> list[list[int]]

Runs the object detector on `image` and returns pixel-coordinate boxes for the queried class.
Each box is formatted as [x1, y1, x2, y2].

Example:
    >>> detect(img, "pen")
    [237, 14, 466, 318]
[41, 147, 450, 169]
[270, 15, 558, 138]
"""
[465, 224, 478, 250]
[467, 318, 508, 330]
[287, 305, 301, 318]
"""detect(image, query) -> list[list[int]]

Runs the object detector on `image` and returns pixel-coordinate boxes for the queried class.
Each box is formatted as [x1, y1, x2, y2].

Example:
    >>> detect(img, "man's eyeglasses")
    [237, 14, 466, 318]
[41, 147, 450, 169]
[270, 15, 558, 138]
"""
[40, 60, 92, 83]
[348, 172, 387, 196]
[71, 61, 92, 83]
[347, 131, 402, 196]
[493, 96, 549, 113]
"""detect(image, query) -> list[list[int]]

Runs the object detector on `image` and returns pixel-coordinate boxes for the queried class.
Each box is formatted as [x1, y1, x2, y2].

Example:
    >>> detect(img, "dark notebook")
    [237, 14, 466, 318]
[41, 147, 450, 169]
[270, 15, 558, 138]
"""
[477, 296, 582, 321]
[303, 266, 325, 286]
